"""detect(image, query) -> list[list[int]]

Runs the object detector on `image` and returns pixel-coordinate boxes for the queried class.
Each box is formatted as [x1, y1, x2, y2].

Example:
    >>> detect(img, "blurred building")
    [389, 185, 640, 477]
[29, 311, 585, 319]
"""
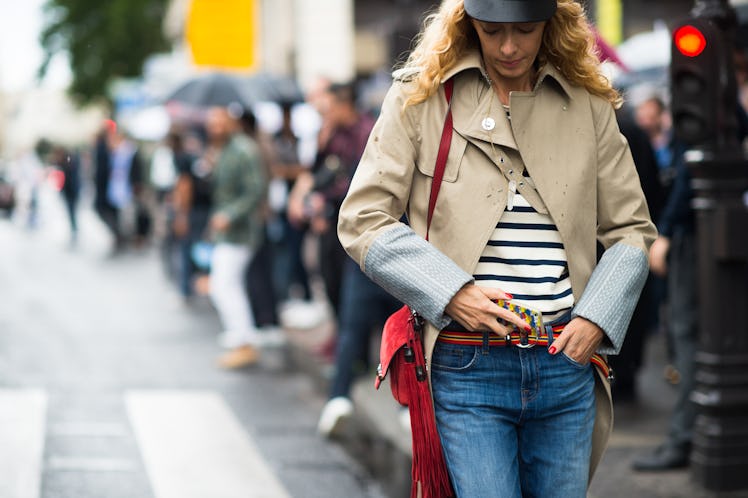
[0, 88, 106, 158]
[162, 0, 720, 90]
[589, 0, 693, 43]
[163, 0, 438, 91]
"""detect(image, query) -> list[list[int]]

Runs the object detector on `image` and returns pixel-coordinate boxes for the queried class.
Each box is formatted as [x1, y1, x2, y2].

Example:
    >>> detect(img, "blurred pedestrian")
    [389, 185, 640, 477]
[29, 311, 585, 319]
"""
[308, 86, 402, 436]
[635, 96, 683, 189]
[18, 144, 46, 230]
[609, 107, 666, 401]
[316, 258, 401, 436]
[618, 106, 665, 235]
[734, 38, 748, 121]
[202, 107, 267, 369]
[731, 41, 748, 143]
[93, 121, 114, 239]
[634, 95, 684, 372]
[337, 0, 656, 495]
[101, 127, 144, 252]
[149, 132, 180, 204]
[50, 145, 82, 246]
[268, 102, 312, 304]
[631, 134, 697, 471]
[171, 128, 213, 304]
[237, 109, 284, 345]
[163, 129, 206, 301]
[288, 82, 375, 360]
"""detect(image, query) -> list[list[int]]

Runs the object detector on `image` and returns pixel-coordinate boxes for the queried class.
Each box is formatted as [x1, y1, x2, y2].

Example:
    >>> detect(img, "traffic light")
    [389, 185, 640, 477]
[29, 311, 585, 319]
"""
[670, 17, 738, 151]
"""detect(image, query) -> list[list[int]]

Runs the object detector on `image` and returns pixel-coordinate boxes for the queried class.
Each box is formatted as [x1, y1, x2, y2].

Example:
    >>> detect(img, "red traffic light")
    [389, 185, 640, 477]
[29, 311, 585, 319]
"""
[674, 25, 707, 57]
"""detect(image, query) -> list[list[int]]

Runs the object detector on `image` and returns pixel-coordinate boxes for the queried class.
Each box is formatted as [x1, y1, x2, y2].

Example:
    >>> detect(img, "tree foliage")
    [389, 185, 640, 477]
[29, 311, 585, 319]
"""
[39, 0, 170, 105]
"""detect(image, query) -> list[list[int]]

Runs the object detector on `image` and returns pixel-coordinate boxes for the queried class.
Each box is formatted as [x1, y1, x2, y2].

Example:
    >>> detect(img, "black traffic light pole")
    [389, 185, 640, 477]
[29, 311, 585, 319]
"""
[691, 0, 737, 31]
[673, 0, 748, 491]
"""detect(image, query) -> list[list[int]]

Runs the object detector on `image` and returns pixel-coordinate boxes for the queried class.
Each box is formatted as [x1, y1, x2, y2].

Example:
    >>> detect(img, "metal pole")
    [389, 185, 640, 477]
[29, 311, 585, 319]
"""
[687, 1, 748, 491]
[691, 0, 737, 33]
[687, 151, 748, 492]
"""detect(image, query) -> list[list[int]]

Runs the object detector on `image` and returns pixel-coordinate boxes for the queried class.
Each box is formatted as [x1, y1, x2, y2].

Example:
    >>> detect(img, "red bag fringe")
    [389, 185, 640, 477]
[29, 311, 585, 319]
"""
[378, 306, 454, 498]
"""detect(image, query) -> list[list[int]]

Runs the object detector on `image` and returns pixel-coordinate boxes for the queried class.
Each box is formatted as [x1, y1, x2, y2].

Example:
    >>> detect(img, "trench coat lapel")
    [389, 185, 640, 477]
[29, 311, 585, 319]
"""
[505, 68, 581, 256]
[443, 50, 519, 156]
[509, 66, 575, 187]
[451, 80, 518, 154]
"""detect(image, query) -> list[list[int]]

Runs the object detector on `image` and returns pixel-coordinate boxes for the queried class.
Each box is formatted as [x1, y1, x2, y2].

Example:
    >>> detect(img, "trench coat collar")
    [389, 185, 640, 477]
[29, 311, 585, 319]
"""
[442, 49, 573, 153]
[440, 48, 574, 101]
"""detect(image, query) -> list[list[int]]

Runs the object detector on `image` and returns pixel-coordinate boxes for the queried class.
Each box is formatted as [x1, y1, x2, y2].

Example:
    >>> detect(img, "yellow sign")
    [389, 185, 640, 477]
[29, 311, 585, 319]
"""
[185, 0, 259, 70]
[596, 0, 623, 46]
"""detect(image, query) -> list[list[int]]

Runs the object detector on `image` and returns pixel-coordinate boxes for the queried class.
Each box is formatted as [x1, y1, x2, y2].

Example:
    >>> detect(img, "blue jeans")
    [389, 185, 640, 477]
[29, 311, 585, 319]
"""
[270, 214, 311, 301]
[431, 340, 596, 498]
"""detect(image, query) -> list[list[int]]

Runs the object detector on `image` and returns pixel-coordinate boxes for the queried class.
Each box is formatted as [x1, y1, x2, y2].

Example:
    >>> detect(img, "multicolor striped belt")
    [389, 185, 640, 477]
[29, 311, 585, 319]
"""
[437, 325, 611, 380]
[439, 323, 568, 348]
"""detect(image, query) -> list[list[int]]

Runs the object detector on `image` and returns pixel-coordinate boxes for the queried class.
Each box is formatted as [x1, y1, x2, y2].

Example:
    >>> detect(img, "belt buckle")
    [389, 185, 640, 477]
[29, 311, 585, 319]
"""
[516, 328, 534, 349]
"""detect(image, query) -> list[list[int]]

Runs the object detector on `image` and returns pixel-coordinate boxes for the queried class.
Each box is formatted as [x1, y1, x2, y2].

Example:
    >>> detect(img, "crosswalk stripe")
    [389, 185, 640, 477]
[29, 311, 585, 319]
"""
[126, 390, 291, 498]
[49, 422, 129, 438]
[0, 389, 47, 498]
[47, 457, 138, 472]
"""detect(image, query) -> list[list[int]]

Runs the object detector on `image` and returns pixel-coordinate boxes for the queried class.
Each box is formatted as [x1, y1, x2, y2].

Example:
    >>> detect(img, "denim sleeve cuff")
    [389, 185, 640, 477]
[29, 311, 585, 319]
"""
[363, 225, 474, 328]
[571, 242, 649, 355]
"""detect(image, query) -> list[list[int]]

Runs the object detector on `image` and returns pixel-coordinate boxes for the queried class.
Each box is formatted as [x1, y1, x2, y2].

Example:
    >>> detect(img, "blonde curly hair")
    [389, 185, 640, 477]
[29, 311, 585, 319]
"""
[400, 0, 621, 108]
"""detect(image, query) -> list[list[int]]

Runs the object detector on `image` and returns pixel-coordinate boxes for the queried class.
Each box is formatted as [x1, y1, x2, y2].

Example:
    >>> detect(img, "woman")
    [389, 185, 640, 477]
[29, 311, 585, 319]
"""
[338, 0, 657, 496]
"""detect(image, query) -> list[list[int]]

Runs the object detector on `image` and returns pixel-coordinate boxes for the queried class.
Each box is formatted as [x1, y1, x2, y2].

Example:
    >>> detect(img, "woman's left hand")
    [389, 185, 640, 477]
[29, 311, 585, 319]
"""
[548, 317, 604, 365]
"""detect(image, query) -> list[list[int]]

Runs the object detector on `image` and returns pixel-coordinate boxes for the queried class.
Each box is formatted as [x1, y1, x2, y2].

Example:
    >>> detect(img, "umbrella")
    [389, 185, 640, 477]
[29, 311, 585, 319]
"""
[164, 72, 254, 108]
[164, 72, 304, 109]
[242, 72, 305, 105]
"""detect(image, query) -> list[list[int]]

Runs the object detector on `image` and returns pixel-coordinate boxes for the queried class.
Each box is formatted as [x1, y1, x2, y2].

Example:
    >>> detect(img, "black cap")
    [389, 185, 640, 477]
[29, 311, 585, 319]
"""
[464, 0, 557, 23]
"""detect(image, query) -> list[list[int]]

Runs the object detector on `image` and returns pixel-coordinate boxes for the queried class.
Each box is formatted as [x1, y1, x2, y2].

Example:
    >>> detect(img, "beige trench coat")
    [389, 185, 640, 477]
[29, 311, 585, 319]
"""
[339, 49, 657, 480]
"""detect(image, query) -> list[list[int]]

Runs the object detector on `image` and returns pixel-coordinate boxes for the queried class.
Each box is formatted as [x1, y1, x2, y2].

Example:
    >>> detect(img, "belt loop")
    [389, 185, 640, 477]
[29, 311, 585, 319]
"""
[545, 323, 555, 348]
[481, 331, 490, 355]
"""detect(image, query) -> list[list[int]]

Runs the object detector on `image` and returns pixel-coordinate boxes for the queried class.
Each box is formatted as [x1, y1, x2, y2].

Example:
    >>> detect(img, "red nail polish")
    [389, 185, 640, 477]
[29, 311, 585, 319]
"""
[505, 293, 514, 300]
[524, 324, 532, 332]
[549, 346, 557, 355]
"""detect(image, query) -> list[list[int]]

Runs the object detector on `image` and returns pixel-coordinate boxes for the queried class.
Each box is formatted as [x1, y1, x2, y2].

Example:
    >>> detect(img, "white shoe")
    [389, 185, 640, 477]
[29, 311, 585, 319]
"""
[280, 301, 327, 329]
[257, 326, 287, 348]
[317, 396, 353, 437]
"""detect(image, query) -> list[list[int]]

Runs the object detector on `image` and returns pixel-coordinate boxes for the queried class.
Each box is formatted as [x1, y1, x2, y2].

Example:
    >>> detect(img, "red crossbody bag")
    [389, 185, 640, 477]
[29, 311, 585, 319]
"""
[374, 79, 455, 498]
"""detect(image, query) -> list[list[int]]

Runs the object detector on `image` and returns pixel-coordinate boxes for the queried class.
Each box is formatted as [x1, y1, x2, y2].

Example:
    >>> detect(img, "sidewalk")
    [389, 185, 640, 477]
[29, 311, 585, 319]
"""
[281, 307, 748, 498]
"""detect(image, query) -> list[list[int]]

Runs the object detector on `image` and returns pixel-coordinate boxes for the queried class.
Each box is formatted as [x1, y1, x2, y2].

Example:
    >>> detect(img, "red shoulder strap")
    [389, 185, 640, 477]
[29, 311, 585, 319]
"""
[426, 78, 454, 241]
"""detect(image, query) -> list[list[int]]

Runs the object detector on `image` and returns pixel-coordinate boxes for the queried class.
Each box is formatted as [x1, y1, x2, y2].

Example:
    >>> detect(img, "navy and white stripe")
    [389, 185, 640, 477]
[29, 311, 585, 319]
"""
[474, 193, 574, 322]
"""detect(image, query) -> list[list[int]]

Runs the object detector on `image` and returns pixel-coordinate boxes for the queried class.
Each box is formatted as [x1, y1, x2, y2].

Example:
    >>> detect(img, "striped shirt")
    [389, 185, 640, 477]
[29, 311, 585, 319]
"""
[473, 192, 574, 322]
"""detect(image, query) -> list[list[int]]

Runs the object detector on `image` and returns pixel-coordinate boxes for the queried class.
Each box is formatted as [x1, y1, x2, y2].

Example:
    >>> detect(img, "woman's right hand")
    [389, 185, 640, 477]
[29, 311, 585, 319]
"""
[445, 284, 531, 338]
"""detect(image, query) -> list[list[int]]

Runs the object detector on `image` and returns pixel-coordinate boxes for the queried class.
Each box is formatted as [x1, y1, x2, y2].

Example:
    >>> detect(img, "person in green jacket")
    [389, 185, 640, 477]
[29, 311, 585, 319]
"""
[203, 106, 267, 368]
